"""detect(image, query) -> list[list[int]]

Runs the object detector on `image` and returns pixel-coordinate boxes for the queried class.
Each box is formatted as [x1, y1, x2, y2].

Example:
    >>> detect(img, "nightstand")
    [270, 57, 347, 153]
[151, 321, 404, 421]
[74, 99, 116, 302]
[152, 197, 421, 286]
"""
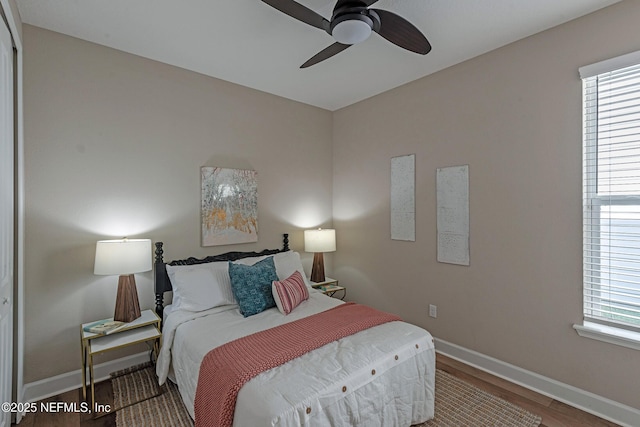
[310, 277, 346, 300]
[80, 310, 161, 409]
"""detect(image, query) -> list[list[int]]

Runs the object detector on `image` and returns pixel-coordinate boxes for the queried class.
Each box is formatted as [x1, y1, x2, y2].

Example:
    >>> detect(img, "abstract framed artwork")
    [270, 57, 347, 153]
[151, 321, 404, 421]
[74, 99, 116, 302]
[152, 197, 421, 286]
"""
[201, 167, 258, 246]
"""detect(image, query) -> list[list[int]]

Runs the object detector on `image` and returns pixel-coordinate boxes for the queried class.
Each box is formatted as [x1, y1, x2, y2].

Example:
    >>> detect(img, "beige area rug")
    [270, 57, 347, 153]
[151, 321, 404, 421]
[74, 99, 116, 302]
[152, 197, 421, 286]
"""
[111, 363, 192, 426]
[113, 365, 541, 427]
[416, 369, 542, 427]
[111, 362, 163, 411]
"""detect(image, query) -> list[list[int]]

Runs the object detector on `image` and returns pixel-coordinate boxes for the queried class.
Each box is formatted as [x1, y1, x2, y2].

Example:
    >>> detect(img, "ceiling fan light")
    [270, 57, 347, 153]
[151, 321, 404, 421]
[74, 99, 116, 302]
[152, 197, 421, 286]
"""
[332, 17, 372, 45]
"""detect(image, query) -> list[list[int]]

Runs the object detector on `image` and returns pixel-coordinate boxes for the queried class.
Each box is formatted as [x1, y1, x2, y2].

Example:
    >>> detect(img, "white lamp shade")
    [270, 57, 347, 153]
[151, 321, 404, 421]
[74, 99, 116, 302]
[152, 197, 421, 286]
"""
[94, 239, 152, 275]
[304, 229, 336, 253]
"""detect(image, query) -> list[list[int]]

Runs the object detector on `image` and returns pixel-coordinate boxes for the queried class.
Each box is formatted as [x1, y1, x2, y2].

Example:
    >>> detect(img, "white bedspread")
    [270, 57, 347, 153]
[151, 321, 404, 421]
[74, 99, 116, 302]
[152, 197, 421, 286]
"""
[157, 292, 435, 426]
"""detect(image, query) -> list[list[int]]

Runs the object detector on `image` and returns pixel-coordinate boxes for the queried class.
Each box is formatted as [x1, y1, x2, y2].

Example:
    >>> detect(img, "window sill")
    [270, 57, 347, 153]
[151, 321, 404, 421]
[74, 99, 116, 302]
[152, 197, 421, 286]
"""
[573, 322, 640, 351]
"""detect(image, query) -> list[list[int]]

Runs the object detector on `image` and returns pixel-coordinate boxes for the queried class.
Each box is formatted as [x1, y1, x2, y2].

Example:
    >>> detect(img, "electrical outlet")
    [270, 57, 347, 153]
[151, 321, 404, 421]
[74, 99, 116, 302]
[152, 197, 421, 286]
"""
[429, 304, 437, 318]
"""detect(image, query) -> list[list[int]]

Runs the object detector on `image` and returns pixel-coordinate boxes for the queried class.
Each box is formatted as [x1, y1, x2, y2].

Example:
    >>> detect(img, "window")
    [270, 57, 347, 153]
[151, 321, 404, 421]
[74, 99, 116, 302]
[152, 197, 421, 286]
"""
[581, 51, 640, 335]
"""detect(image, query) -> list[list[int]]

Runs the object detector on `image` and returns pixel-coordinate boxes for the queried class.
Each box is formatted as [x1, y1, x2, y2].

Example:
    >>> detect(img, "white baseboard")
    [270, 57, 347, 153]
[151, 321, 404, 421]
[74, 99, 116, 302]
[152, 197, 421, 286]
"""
[435, 338, 640, 427]
[22, 351, 150, 404]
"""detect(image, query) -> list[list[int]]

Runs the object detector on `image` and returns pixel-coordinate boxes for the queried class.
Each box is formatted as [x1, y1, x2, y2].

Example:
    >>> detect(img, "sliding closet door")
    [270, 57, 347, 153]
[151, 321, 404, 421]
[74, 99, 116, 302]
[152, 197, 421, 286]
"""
[0, 15, 13, 427]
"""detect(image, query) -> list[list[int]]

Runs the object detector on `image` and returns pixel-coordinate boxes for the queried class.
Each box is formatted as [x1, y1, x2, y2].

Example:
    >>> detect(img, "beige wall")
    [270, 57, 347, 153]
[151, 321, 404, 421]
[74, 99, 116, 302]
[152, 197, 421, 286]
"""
[23, 25, 333, 382]
[333, 1, 640, 410]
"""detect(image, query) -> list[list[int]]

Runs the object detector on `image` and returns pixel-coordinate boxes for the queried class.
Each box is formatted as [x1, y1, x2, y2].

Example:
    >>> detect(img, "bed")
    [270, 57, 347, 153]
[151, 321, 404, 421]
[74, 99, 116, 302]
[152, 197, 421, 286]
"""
[154, 234, 435, 426]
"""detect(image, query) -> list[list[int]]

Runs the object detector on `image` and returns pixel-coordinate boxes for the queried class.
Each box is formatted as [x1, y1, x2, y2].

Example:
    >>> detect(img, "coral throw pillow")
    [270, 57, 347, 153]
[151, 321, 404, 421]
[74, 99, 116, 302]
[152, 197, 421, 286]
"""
[272, 271, 309, 315]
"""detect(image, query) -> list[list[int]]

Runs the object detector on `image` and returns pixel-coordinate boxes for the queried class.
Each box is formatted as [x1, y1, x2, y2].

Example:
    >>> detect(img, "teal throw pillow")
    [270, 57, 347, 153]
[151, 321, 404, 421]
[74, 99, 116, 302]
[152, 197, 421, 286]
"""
[228, 257, 278, 317]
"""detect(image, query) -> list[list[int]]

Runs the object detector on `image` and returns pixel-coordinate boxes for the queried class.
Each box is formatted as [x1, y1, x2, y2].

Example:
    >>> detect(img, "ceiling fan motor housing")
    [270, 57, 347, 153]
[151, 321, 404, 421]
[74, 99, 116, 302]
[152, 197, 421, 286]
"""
[329, 2, 380, 45]
[331, 14, 372, 44]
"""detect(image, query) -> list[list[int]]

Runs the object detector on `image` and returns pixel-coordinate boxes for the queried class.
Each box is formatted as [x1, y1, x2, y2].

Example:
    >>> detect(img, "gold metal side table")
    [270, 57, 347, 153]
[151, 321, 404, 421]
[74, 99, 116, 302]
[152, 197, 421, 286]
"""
[311, 277, 346, 300]
[80, 309, 161, 409]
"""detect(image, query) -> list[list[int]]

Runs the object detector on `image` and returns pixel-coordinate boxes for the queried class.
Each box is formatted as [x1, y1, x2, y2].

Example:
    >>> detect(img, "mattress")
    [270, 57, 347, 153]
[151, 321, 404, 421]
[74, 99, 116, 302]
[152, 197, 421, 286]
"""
[157, 291, 435, 426]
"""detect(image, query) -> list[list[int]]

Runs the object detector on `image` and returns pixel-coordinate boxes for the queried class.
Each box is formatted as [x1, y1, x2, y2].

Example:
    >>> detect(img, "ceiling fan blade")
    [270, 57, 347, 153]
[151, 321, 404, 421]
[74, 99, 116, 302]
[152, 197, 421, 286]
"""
[334, 0, 380, 10]
[262, 0, 330, 32]
[301, 42, 351, 68]
[371, 9, 431, 55]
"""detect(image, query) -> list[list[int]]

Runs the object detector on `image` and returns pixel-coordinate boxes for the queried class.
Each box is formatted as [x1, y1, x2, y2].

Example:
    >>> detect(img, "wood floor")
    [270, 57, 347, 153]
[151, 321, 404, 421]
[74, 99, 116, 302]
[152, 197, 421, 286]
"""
[15, 353, 621, 427]
[436, 354, 621, 427]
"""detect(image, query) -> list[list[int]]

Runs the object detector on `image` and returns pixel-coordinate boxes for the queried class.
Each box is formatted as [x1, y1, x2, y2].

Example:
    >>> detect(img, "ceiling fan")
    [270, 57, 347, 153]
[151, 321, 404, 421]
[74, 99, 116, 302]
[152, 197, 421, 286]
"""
[261, 0, 432, 68]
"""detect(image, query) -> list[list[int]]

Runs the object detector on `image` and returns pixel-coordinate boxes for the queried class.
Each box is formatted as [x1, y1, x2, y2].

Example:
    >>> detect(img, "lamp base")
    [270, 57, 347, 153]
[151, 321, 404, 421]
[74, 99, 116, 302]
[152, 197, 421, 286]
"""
[114, 274, 141, 323]
[310, 252, 326, 283]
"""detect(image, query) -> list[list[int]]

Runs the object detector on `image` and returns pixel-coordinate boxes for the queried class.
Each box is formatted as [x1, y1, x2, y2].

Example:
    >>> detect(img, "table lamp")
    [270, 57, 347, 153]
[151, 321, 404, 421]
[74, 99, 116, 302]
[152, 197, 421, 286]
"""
[304, 228, 336, 283]
[94, 238, 152, 323]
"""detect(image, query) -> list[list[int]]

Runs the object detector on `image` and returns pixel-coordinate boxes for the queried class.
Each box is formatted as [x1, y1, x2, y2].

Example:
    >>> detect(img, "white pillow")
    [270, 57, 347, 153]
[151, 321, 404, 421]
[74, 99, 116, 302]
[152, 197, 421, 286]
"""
[166, 262, 236, 312]
[234, 254, 268, 265]
[273, 251, 313, 289]
[205, 261, 237, 305]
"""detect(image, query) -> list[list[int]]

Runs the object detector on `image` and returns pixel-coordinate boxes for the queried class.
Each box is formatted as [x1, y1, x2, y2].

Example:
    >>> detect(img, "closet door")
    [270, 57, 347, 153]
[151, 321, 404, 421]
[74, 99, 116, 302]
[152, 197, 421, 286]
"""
[0, 15, 14, 427]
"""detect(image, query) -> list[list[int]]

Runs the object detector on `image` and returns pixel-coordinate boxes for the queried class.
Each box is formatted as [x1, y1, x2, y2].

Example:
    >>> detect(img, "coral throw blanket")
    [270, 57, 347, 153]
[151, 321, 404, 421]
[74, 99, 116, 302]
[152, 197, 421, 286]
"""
[194, 302, 401, 427]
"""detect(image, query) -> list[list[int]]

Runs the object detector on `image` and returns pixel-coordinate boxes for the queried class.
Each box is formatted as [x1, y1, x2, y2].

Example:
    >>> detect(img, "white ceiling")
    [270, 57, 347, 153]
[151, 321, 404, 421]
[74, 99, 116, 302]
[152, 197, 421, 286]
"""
[16, 0, 621, 111]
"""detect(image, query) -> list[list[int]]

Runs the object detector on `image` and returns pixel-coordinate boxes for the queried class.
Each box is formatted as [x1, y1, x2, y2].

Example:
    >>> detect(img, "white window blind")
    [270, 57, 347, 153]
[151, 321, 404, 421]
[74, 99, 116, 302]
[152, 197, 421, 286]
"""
[582, 58, 640, 332]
